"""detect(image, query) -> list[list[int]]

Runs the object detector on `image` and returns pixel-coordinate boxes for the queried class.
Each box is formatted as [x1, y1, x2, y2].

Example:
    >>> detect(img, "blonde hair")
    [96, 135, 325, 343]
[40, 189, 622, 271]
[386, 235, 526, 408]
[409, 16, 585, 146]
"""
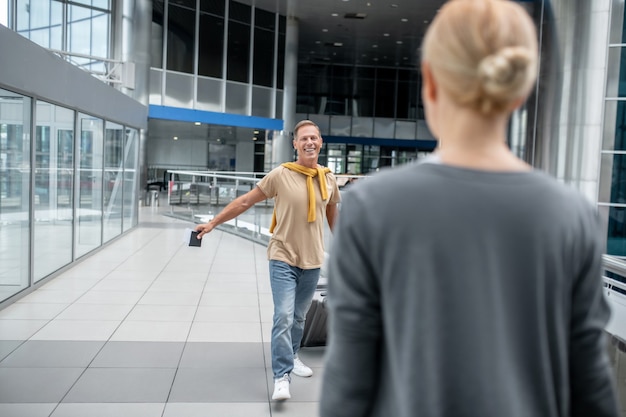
[421, 0, 538, 116]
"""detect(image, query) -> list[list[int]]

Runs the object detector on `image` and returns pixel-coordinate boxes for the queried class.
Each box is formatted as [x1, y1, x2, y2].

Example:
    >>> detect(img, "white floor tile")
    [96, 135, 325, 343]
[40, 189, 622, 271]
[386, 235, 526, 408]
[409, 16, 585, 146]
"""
[0, 319, 49, 340]
[126, 305, 196, 321]
[75, 290, 144, 305]
[110, 321, 192, 342]
[0, 303, 67, 320]
[138, 291, 201, 306]
[199, 292, 259, 307]
[55, 304, 134, 321]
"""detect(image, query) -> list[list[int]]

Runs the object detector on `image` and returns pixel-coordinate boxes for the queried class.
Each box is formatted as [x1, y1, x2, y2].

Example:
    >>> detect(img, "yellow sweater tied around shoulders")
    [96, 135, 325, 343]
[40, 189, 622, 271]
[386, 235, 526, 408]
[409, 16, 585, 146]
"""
[269, 162, 331, 233]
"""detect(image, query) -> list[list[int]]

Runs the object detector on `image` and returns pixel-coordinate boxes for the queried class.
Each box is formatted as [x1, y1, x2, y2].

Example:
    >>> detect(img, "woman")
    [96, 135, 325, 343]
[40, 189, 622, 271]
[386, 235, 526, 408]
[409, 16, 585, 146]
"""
[320, 1, 619, 416]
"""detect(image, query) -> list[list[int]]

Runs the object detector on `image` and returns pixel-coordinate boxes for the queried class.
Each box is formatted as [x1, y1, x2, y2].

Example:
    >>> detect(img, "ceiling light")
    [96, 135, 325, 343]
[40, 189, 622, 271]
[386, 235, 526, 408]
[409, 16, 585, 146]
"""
[194, 122, 201, 125]
[396, 40, 403, 44]
[331, 13, 338, 17]
[252, 137, 258, 141]
[401, 18, 408, 22]
[372, 44, 378, 48]
[383, 33, 390, 37]
[254, 130, 259, 134]
[322, 28, 328, 32]
[390, 4, 398, 7]
[315, 40, 321, 44]
[173, 136, 178, 140]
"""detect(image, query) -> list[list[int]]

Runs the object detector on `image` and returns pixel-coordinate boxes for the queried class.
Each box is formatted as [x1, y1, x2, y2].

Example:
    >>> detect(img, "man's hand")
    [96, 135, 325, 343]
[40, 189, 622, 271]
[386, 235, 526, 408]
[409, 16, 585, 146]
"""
[194, 222, 214, 239]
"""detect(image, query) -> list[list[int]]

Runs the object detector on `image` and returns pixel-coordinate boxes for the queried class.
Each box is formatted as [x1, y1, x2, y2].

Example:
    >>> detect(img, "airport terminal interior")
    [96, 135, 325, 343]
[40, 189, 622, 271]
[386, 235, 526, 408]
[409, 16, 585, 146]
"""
[1, 0, 626, 415]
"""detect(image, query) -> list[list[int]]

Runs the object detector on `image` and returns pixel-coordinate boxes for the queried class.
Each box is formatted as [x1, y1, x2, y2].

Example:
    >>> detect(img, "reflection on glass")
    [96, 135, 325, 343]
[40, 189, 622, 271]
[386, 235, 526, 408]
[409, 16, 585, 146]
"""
[0, 90, 31, 302]
[103, 121, 124, 242]
[76, 113, 103, 258]
[123, 128, 139, 232]
[33, 101, 75, 281]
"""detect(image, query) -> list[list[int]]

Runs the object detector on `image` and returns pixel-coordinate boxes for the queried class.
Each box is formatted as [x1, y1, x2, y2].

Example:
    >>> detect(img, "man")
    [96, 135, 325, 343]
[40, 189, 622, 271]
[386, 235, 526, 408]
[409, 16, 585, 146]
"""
[195, 120, 340, 401]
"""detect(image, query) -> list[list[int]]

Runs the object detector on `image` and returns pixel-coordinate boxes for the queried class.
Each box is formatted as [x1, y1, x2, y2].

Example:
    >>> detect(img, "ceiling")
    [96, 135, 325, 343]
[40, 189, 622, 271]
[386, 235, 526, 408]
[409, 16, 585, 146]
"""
[247, 0, 444, 69]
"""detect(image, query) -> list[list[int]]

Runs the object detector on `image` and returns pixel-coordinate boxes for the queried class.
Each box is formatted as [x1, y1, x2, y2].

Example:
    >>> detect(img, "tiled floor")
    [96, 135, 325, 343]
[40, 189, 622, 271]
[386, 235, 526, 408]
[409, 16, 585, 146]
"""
[0, 207, 324, 417]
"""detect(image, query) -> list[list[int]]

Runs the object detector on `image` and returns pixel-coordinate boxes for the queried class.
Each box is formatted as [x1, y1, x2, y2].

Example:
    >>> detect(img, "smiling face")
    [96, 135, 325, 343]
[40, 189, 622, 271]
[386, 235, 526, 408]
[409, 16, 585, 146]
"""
[293, 121, 323, 168]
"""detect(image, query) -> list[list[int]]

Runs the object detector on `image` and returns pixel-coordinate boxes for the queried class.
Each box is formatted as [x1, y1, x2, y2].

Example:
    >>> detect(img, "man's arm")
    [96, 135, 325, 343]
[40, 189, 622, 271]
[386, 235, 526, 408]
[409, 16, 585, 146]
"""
[326, 202, 339, 232]
[194, 186, 267, 239]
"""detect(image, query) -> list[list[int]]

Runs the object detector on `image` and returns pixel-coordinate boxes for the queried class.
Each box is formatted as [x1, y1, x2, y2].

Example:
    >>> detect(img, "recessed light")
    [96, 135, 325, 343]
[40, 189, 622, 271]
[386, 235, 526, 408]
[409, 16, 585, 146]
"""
[396, 40, 403, 44]
[401, 18, 408, 22]
[322, 28, 328, 32]
[252, 137, 258, 141]
[315, 40, 321, 44]
[383, 33, 390, 37]
[372, 44, 378, 48]
[390, 4, 398, 8]
[194, 122, 201, 125]
[173, 136, 178, 140]
[254, 130, 259, 134]
[331, 13, 338, 17]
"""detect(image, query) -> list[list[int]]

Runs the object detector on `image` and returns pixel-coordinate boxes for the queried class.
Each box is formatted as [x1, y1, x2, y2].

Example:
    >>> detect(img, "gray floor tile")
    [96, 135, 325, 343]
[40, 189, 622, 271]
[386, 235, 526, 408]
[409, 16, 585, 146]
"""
[270, 401, 320, 417]
[0, 403, 57, 417]
[179, 342, 265, 368]
[0, 340, 23, 362]
[163, 402, 271, 417]
[169, 367, 269, 402]
[62, 368, 176, 403]
[0, 368, 84, 403]
[91, 341, 184, 368]
[50, 403, 165, 417]
[0, 341, 104, 368]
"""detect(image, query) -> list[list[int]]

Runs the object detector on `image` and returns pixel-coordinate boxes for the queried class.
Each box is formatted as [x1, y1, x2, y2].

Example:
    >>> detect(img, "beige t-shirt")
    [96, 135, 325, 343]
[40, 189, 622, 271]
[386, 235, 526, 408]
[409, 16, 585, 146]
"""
[257, 165, 341, 269]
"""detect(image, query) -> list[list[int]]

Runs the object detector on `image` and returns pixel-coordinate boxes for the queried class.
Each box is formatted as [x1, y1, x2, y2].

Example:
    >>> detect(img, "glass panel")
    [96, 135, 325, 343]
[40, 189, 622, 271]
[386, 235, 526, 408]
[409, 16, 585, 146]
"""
[329, 115, 351, 136]
[33, 101, 74, 282]
[15, 0, 63, 49]
[253, 27, 274, 87]
[225, 81, 248, 114]
[277, 31, 285, 89]
[199, 13, 224, 78]
[164, 71, 194, 108]
[103, 121, 124, 243]
[167, 2, 196, 73]
[610, 0, 626, 44]
[200, 0, 225, 16]
[375, 68, 396, 118]
[607, 206, 626, 256]
[72, 0, 110, 9]
[599, 153, 615, 204]
[604, 100, 626, 151]
[252, 86, 272, 118]
[76, 113, 103, 258]
[351, 117, 374, 137]
[123, 128, 139, 232]
[0, 90, 31, 303]
[395, 120, 416, 139]
[227, 21, 250, 82]
[363, 145, 380, 174]
[151, 2, 165, 69]
[68, 4, 110, 72]
[197, 76, 223, 111]
[149, 68, 163, 105]
[606, 47, 626, 97]
[275, 88, 283, 120]
[228, 0, 251, 24]
[373, 118, 395, 138]
[608, 153, 626, 205]
[354, 68, 375, 117]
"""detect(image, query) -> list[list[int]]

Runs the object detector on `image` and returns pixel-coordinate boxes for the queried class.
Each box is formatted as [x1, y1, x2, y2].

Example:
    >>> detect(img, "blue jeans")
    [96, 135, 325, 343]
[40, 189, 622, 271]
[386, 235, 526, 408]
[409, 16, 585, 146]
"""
[269, 260, 320, 379]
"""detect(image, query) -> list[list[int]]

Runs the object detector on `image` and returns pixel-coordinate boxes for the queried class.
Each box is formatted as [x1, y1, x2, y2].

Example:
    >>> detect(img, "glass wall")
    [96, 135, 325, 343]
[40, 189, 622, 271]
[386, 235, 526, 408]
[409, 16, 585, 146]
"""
[33, 101, 74, 282]
[0, 89, 31, 302]
[76, 113, 104, 258]
[0, 87, 141, 303]
[103, 121, 124, 243]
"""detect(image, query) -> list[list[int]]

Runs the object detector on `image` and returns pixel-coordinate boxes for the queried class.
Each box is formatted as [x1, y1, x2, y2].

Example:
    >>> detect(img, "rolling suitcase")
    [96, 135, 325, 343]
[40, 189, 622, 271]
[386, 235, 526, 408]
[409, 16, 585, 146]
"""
[301, 277, 329, 347]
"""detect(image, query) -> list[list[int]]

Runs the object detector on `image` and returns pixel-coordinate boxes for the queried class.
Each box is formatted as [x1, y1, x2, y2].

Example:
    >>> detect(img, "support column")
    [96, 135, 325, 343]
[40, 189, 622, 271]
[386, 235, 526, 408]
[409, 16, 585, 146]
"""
[272, 14, 299, 167]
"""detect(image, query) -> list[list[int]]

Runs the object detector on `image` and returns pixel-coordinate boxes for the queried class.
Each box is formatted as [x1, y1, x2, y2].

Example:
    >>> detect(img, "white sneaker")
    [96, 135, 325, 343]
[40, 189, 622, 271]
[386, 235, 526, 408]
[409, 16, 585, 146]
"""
[292, 356, 313, 377]
[272, 373, 291, 401]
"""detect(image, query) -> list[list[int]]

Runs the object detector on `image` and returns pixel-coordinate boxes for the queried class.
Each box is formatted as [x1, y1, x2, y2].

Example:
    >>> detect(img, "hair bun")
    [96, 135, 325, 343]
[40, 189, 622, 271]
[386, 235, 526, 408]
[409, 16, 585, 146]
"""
[478, 46, 534, 98]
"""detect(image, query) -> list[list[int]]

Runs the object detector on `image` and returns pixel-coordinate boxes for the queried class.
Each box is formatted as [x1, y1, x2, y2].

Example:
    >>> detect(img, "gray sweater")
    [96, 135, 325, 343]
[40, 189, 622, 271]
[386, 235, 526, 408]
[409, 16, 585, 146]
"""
[321, 162, 619, 417]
